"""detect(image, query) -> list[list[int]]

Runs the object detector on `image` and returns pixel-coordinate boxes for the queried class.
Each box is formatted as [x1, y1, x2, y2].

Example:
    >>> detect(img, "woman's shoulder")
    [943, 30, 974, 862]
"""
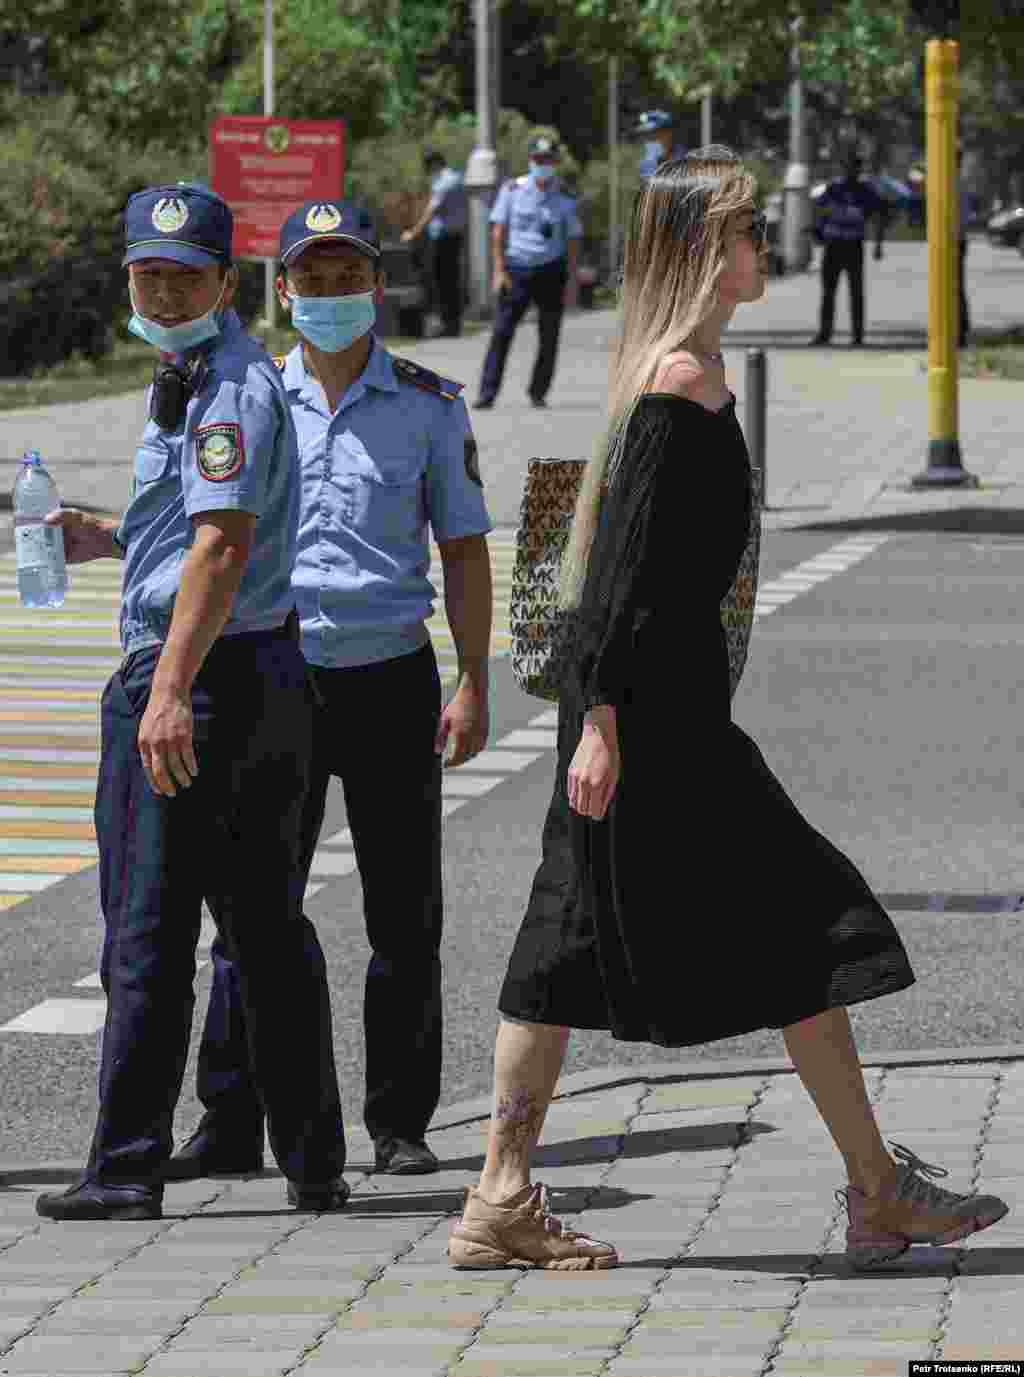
[645, 351, 725, 409]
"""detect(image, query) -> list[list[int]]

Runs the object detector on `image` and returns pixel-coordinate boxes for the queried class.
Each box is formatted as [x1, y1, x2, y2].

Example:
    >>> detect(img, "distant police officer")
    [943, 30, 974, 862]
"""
[35, 185, 347, 1221]
[402, 150, 468, 338]
[811, 152, 887, 347]
[167, 200, 493, 1181]
[474, 134, 583, 409]
[634, 110, 687, 183]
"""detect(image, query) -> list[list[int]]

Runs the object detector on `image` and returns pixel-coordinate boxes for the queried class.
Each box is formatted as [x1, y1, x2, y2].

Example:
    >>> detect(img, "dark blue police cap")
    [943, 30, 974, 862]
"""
[123, 184, 233, 268]
[279, 201, 381, 266]
[633, 110, 676, 136]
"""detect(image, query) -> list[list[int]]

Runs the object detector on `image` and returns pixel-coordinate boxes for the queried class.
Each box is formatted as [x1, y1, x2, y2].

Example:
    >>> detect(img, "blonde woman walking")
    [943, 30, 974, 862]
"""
[449, 149, 1009, 1272]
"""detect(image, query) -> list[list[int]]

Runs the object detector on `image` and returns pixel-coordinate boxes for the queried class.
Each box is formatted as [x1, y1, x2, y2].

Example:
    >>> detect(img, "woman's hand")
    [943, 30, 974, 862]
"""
[567, 705, 620, 820]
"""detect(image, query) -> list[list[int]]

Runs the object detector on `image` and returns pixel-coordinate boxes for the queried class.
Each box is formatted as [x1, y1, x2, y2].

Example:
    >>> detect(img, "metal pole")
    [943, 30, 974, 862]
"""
[608, 57, 619, 284]
[745, 348, 767, 501]
[701, 88, 712, 147]
[263, 0, 277, 332]
[912, 38, 975, 487]
[464, 0, 499, 319]
[782, 17, 811, 273]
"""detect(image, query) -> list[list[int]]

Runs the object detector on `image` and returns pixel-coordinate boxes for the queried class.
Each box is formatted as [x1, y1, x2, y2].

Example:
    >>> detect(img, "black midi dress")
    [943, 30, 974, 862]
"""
[498, 393, 915, 1046]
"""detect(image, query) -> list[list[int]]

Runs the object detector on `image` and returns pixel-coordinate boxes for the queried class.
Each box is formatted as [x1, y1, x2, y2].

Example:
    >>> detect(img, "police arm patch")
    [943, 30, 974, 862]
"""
[464, 433, 483, 486]
[195, 423, 245, 483]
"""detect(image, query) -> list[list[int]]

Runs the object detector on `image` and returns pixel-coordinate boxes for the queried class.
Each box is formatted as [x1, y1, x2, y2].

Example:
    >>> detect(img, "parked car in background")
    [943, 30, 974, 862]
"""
[987, 205, 1024, 248]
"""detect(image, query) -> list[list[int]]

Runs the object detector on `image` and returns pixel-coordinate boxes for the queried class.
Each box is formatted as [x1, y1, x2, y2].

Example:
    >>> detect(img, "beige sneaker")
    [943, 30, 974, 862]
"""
[448, 1182, 619, 1270]
[838, 1141, 1010, 1269]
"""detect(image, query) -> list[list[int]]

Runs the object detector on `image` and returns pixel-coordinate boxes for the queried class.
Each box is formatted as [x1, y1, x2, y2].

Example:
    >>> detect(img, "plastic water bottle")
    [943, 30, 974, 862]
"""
[14, 450, 68, 608]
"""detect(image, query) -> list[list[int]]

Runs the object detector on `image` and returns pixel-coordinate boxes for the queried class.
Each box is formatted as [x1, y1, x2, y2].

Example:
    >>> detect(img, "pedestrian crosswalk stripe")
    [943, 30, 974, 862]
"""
[0, 533, 521, 937]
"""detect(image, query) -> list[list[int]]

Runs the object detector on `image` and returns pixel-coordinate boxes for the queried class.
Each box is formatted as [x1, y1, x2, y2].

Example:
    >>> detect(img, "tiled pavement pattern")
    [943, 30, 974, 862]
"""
[0, 533, 516, 916]
[1, 1058, 1022, 1376]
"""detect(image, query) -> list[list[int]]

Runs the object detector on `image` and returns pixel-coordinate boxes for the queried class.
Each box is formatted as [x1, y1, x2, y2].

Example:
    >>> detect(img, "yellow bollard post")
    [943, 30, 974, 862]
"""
[912, 38, 976, 487]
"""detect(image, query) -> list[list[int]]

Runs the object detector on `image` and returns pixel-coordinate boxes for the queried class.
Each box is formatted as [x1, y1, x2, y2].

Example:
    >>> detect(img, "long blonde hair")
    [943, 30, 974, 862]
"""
[558, 146, 757, 609]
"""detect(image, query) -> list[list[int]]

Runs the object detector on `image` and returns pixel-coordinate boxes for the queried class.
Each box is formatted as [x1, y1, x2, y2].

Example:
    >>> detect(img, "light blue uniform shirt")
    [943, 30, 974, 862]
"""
[489, 175, 583, 269]
[282, 337, 492, 670]
[118, 308, 299, 655]
[427, 167, 468, 240]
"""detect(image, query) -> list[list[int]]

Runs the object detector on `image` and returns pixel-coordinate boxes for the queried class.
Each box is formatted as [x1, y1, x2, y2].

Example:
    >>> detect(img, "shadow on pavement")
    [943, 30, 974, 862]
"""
[619, 1246, 1024, 1277]
[724, 327, 928, 352]
[436, 1120, 777, 1175]
[795, 507, 1024, 537]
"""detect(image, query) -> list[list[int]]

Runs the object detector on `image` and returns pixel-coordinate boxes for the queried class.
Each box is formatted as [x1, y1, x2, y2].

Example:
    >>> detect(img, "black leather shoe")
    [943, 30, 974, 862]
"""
[808, 335, 830, 346]
[374, 1137, 440, 1175]
[164, 1125, 264, 1182]
[286, 1177, 350, 1212]
[36, 1178, 162, 1221]
[473, 396, 495, 410]
[529, 395, 548, 409]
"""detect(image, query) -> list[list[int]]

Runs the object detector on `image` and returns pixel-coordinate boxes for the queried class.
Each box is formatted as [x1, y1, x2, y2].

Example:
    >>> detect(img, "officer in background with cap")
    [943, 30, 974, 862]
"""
[810, 150, 887, 347]
[401, 150, 468, 337]
[166, 200, 493, 1181]
[35, 185, 348, 1221]
[474, 134, 583, 409]
[634, 110, 687, 182]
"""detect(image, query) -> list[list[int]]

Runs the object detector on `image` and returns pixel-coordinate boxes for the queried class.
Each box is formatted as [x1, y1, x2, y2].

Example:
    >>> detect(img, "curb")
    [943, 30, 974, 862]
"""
[5, 1042, 1024, 1175]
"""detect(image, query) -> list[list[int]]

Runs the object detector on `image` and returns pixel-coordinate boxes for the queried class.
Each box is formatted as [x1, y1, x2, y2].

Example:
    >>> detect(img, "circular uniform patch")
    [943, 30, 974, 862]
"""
[464, 433, 483, 487]
[306, 203, 343, 233]
[151, 197, 189, 234]
[195, 422, 245, 483]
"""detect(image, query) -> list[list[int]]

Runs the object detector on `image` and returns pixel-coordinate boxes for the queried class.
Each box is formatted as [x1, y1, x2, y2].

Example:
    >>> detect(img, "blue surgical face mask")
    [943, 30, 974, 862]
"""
[288, 290, 377, 353]
[528, 160, 555, 185]
[127, 275, 228, 353]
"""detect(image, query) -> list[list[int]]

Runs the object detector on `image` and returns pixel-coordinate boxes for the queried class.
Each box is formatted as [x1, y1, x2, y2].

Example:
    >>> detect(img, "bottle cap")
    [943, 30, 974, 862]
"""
[22, 450, 41, 465]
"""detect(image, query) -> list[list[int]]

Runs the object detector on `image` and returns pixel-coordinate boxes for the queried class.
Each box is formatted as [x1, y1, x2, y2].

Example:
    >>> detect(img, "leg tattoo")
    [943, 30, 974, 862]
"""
[494, 1088, 545, 1166]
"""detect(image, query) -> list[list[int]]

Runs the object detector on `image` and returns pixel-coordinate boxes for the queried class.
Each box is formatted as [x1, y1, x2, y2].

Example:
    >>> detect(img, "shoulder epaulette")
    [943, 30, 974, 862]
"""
[391, 355, 464, 401]
[272, 355, 287, 371]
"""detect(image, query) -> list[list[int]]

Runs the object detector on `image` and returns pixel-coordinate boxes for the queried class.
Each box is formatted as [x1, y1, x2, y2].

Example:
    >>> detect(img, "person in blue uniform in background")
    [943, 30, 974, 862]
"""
[167, 200, 494, 1181]
[402, 149, 468, 338]
[811, 151, 887, 347]
[633, 110, 687, 183]
[474, 135, 582, 410]
[36, 185, 348, 1221]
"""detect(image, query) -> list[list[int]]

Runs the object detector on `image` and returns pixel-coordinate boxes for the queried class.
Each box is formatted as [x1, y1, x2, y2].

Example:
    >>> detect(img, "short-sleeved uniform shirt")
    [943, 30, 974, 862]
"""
[489, 175, 583, 269]
[281, 337, 492, 670]
[117, 308, 299, 655]
[427, 166, 468, 240]
[639, 142, 687, 182]
[817, 178, 886, 243]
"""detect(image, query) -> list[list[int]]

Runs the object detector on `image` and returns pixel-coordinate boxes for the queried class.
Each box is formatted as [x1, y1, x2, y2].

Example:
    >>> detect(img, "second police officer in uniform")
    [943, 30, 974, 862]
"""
[474, 134, 583, 410]
[36, 185, 348, 1221]
[633, 110, 687, 183]
[810, 150, 888, 348]
[167, 201, 494, 1181]
[402, 149, 469, 338]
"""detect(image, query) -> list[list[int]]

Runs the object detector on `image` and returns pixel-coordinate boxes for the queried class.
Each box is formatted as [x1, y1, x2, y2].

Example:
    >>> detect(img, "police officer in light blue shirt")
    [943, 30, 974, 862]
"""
[474, 134, 583, 409]
[172, 199, 494, 1181]
[634, 110, 687, 183]
[402, 150, 469, 337]
[36, 184, 348, 1222]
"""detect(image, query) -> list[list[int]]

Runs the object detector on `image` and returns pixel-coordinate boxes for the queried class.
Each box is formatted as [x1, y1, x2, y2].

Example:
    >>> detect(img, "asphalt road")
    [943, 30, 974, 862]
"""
[4, 521, 1024, 1167]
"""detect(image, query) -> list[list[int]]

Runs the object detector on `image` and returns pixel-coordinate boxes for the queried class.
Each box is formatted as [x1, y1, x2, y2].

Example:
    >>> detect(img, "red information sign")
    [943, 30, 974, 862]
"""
[209, 116, 346, 259]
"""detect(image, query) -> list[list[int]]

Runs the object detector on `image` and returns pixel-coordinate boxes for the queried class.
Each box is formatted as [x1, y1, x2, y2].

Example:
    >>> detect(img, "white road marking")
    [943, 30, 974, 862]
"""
[753, 535, 889, 620]
[0, 999, 107, 1035]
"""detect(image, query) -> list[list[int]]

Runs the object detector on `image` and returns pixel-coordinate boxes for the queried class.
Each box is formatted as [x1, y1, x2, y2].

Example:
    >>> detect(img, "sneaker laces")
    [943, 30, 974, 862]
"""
[530, 1184, 581, 1240]
[888, 1141, 969, 1208]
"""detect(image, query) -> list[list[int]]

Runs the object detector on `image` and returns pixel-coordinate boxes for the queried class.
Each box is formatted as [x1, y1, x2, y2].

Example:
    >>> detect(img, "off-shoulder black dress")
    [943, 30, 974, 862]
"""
[498, 393, 915, 1045]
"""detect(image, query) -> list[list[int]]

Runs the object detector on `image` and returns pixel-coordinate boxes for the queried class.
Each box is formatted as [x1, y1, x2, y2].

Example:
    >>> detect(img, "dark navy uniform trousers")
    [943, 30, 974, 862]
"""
[193, 642, 444, 1149]
[818, 239, 866, 344]
[90, 628, 346, 1187]
[478, 258, 568, 404]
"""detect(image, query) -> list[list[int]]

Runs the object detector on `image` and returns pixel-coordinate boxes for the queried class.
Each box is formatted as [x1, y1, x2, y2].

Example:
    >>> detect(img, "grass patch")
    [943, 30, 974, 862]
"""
[0, 320, 490, 414]
[962, 327, 1024, 381]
